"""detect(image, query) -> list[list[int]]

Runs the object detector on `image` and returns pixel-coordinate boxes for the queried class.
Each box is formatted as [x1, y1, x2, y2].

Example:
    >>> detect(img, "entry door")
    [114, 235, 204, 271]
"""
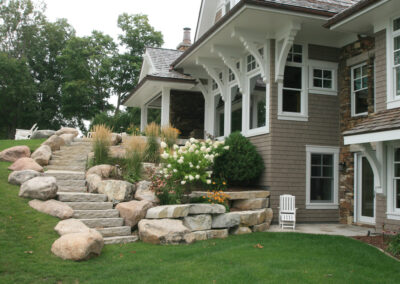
[357, 156, 375, 224]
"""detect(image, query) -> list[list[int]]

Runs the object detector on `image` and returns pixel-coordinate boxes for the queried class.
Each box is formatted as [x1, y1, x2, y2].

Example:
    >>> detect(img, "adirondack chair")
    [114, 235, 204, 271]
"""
[279, 194, 297, 230]
[15, 124, 38, 140]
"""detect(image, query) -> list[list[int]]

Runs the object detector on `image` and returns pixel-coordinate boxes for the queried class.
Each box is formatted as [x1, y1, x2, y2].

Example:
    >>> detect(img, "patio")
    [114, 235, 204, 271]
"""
[269, 223, 374, 237]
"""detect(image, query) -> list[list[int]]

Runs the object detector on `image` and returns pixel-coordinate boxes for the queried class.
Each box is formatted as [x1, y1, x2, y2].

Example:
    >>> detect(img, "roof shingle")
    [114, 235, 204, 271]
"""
[259, 0, 361, 14]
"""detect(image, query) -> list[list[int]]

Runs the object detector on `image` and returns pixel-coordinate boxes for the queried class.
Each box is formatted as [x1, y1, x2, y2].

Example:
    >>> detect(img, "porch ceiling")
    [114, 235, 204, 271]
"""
[175, 5, 353, 70]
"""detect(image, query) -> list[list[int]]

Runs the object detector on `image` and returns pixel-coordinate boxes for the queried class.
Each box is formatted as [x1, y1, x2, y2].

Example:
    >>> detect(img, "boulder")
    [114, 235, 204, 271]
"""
[97, 180, 135, 202]
[86, 174, 102, 193]
[31, 145, 52, 166]
[188, 204, 226, 215]
[31, 130, 56, 139]
[19, 176, 58, 200]
[116, 200, 153, 227]
[8, 170, 41, 185]
[251, 222, 270, 232]
[43, 135, 65, 151]
[59, 133, 75, 145]
[192, 231, 208, 241]
[55, 127, 79, 137]
[51, 229, 104, 261]
[183, 214, 212, 231]
[236, 210, 267, 227]
[8, 158, 43, 172]
[191, 190, 270, 200]
[109, 146, 126, 158]
[55, 219, 91, 236]
[134, 181, 159, 204]
[231, 226, 252, 235]
[232, 198, 268, 211]
[111, 133, 122, 145]
[86, 165, 115, 179]
[138, 219, 193, 245]
[206, 229, 229, 239]
[0, 146, 30, 162]
[211, 213, 240, 228]
[145, 205, 190, 219]
[28, 199, 73, 219]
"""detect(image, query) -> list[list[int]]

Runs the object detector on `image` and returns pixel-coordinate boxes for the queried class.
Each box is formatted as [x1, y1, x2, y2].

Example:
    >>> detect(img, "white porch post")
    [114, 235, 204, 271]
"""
[224, 86, 231, 137]
[161, 87, 171, 126]
[140, 104, 148, 132]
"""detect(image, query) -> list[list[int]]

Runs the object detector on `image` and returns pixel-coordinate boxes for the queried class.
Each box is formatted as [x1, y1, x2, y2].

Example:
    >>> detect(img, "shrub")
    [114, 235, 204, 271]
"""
[161, 124, 180, 149]
[387, 232, 400, 257]
[91, 124, 112, 165]
[204, 190, 230, 211]
[213, 132, 264, 186]
[123, 136, 146, 183]
[144, 122, 160, 163]
[150, 171, 184, 205]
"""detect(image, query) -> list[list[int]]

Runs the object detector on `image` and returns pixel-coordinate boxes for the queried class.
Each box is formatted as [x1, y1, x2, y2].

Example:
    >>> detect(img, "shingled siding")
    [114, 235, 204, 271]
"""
[376, 194, 400, 233]
[249, 40, 341, 223]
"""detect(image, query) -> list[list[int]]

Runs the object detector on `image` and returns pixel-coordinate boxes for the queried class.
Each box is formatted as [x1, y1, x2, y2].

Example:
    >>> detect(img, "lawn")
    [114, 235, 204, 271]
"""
[0, 140, 399, 283]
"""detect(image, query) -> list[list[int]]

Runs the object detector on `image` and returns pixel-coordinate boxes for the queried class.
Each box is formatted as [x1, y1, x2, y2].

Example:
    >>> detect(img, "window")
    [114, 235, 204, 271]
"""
[230, 85, 242, 132]
[211, 79, 218, 91]
[283, 66, 302, 113]
[388, 16, 400, 108]
[228, 69, 235, 82]
[308, 60, 338, 95]
[214, 94, 224, 137]
[394, 18, 400, 97]
[306, 146, 339, 209]
[287, 44, 302, 63]
[247, 54, 257, 72]
[313, 69, 332, 89]
[351, 63, 369, 116]
[394, 148, 400, 209]
[249, 74, 266, 130]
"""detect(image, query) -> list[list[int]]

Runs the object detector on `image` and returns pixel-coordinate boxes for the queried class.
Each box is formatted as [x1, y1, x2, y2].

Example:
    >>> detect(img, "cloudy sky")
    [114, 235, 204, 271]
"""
[44, 0, 202, 49]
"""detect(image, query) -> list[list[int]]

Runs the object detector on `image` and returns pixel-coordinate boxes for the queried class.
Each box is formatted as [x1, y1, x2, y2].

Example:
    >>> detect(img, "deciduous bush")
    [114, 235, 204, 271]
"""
[213, 132, 264, 186]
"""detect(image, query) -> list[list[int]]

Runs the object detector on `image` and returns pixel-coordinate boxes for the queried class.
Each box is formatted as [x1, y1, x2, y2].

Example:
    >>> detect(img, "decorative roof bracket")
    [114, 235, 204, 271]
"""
[196, 57, 226, 101]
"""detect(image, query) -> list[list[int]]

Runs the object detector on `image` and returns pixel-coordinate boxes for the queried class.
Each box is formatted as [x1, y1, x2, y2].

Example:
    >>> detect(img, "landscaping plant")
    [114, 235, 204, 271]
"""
[213, 132, 264, 186]
[203, 190, 230, 211]
[387, 231, 400, 257]
[161, 124, 180, 149]
[144, 122, 160, 163]
[91, 124, 112, 165]
[123, 136, 146, 183]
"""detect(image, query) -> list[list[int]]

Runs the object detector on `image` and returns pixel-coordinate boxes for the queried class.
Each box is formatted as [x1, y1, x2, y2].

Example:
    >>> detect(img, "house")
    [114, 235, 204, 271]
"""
[124, 0, 400, 232]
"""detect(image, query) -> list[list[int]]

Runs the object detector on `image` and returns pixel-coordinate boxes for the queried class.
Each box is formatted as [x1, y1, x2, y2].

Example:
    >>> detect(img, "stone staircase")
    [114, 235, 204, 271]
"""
[44, 139, 137, 245]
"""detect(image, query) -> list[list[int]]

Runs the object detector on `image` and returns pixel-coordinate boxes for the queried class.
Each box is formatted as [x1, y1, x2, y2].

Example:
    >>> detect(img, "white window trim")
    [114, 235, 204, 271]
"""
[387, 15, 400, 109]
[246, 73, 269, 137]
[386, 143, 400, 220]
[351, 62, 369, 117]
[308, 60, 338, 96]
[306, 145, 339, 210]
[278, 43, 308, 122]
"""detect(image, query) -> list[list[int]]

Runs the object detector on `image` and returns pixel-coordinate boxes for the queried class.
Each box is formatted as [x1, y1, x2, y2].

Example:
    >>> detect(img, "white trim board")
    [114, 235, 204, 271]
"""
[344, 129, 400, 145]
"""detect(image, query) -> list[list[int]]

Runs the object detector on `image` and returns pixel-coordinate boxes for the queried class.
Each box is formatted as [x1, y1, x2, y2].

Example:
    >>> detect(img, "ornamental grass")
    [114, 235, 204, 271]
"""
[124, 136, 146, 183]
[161, 124, 180, 149]
[91, 124, 112, 165]
[144, 122, 160, 163]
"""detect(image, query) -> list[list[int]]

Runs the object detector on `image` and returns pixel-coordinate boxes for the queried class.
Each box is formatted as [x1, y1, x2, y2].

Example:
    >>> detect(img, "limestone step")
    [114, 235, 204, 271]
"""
[44, 170, 85, 180]
[46, 165, 86, 171]
[57, 180, 86, 187]
[57, 186, 87, 193]
[49, 160, 87, 167]
[64, 202, 113, 210]
[73, 209, 119, 219]
[104, 235, 139, 245]
[80, 218, 124, 228]
[57, 192, 107, 202]
[96, 226, 131, 237]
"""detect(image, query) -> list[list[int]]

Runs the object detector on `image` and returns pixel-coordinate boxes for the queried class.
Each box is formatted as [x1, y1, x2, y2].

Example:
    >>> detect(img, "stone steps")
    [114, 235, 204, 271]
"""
[57, 180, 86, 187]
[57, 192, 107, 202]
[46, 165, 86, 171]
[73, 209, 120, 219]
[64, 202, 113, 210]
[80, 218, 124, 228]
[96, 226, 132, 237]
[49, 160, 87, 167]
[104, 235, 138, 245]
[44, 170, 85, 180]
[57, 186, 88, 193]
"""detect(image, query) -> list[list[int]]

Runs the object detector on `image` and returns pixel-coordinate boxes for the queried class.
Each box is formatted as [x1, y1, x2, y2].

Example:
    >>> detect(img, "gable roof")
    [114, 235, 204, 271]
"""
[259, 0, 360, 14]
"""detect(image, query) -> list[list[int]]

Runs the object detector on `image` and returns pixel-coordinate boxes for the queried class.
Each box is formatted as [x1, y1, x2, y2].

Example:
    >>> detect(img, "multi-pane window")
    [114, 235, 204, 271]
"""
[310, 154, 334, 203]
[247, 54, 257, 72]
[394, 148, 400, 209]
[394, 17, 400, 97]
[283, 66, 302, 113]
[228, 69, 235, 82]
[351, 63, 369, 116]
[249, 74, 266, 130]
[312, 69, 333, 89]
[287, 44, 302, 63]
[211, 79, 218, 91]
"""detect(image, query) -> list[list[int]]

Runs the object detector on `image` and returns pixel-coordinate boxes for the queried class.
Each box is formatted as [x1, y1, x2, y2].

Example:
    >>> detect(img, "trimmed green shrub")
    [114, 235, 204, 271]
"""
[387, 233, 400, 257]
[213, 132, 264, 186]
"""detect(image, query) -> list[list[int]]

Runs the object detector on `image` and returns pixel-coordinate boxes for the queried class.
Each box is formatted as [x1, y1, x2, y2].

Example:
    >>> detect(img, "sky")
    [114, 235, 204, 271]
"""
[44, 0, 202, 50]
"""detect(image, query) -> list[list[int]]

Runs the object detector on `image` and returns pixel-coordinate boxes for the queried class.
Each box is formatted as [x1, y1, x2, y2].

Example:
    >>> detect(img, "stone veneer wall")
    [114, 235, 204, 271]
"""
[338, 36, 377, 224]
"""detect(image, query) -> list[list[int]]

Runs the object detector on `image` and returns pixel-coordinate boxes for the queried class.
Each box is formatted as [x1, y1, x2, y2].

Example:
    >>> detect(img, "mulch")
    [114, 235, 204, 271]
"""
[352, 235, 399, 260]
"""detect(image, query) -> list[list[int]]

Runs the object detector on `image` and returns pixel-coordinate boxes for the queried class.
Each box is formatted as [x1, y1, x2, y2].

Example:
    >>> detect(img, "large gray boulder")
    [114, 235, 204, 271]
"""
[232, 198, 268, 211]
[211, 212, 241, 228]
[138, 219, 194, 245]
[0, 146, 30, 162]
[55, 219, 91, 236]
[236, 210, 267, 227]
[29, 199, 73, 219]
[31, 145, 52, 166]
[86, 174, 102, 193]
[231, 226, 252, 235]
[86, 165, 115, 178]
[51, 229, 104, 261]
[59, 133, 75, 145]
[97, 180, 135, 202]
[183, 214, 212, 231]
[8, 158, 43, 172]
[43, 135, 65, 151]
[188, 204, 226, 214]
[55, 127, 79, 137]
[8, 170, 42, 185]
[145, 205, 190, 219]
[31, 130, 55, 139]
[116, 200, 153, 227]
[19, 176, 58, 200]
[134, 181, 159, 204]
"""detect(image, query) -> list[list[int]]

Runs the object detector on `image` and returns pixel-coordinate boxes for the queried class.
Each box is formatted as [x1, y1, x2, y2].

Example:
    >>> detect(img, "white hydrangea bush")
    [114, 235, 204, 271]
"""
[159, 138, 229, 187]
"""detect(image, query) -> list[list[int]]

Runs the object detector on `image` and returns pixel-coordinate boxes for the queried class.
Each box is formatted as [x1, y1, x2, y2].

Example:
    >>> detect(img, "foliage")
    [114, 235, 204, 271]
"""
[203, 191, 230, 211]
[144, 122, 160, 163]
[126, 124, 141, 136]
[90, 108, 140, 133]
[161, 124, 180, 149]
[91, 124, 112, 165]
[123, 136, 146, 183]
[150, 171, 184, 205]
[387, 232, 400, 257]
[213, 132, 264, 186]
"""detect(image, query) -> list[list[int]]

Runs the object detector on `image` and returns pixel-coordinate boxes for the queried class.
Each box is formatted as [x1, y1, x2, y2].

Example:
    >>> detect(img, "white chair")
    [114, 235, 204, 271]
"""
[279, 194, 297, 230]
[15, 123, 38, 140]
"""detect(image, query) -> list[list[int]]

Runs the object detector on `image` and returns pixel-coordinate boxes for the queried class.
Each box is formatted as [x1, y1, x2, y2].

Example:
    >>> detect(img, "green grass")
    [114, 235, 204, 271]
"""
[0, 139, 46, 153]
[1, 140, 400, 283]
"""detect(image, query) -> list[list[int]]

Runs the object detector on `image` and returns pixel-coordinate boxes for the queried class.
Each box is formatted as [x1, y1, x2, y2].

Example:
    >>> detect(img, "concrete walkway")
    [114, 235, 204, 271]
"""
[269, 224, 375, 237]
